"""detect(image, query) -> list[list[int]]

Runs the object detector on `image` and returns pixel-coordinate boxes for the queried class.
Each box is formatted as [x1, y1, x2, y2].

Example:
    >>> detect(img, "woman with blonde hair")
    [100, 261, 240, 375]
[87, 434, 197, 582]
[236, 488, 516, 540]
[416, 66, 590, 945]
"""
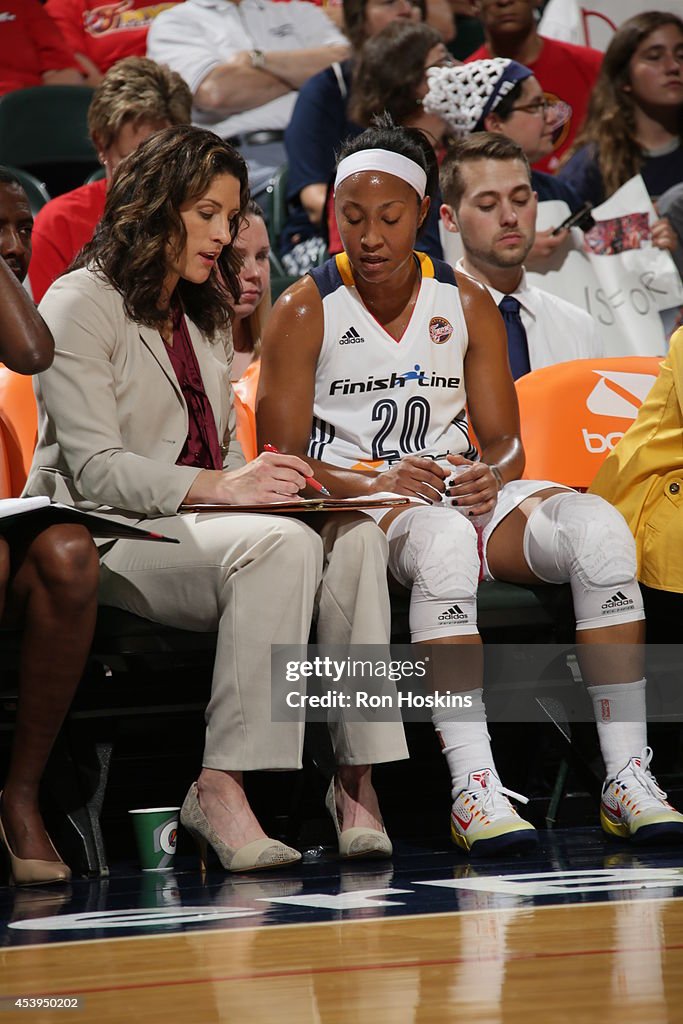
[231, 200, 271, 382]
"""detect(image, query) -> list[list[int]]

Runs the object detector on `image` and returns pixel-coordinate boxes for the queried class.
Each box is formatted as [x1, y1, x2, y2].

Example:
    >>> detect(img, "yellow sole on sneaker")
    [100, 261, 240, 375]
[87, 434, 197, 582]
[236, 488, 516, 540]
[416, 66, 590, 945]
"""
[601, 806, 683, 844]
[450, 819, 538, 858]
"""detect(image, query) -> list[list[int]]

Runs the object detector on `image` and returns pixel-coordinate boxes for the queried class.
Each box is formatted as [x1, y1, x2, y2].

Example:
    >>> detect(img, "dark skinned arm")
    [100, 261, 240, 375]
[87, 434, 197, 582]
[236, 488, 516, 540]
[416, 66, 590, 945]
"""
[257, 276, 386, 497]
[257, 271, 525, 505]
[445, 270, 525, 518]
[0, 257, 54, 374]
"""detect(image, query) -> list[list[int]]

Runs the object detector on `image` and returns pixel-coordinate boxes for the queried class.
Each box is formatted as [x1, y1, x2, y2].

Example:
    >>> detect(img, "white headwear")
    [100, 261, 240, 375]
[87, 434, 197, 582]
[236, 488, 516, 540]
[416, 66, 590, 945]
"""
[424, 58, 533, 137]
[334, 149, 427, 199]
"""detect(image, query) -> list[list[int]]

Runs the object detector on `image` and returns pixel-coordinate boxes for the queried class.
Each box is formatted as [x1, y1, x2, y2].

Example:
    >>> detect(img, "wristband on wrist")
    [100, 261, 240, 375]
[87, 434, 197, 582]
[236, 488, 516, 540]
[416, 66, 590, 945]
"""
[491, 465, 505, 492]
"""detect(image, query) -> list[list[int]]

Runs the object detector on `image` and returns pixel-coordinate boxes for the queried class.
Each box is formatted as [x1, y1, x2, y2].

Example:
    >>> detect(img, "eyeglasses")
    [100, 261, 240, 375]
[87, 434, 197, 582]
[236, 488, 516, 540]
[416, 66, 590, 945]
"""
[510, 99, 551, 116]
[509, 98, 573, 132]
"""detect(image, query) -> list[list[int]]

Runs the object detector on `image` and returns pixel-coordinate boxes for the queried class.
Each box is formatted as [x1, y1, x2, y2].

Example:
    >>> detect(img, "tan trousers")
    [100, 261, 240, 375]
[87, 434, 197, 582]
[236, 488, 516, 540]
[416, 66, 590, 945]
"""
[99, 511, 407, 770]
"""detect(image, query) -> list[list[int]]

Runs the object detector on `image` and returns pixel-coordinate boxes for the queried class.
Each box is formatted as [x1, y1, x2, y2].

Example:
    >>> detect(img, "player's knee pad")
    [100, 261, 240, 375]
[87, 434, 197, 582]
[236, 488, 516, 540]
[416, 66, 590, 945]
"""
[385, 506, 479, 640]
[523, 491, 644, 630]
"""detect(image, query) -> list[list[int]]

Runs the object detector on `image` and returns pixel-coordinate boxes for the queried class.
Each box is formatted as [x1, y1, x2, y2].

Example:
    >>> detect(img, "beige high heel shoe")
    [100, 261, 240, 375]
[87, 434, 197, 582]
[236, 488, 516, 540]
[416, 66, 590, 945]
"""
[0, 794, 72, 886]
[325, 778, 393, 860]
[180, 782, 302, 874]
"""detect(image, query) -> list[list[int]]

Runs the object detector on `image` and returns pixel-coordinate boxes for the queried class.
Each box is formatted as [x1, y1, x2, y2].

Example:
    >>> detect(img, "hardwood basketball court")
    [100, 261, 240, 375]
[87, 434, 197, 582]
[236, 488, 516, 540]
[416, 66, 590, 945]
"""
[2, 830, 683, 1023]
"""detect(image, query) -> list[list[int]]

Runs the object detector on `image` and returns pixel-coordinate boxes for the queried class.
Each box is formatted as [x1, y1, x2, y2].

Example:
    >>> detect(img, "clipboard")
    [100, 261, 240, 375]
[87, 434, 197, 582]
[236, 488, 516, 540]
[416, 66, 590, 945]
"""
[180, 496, 411, 514]
[0, 498, 179, 542]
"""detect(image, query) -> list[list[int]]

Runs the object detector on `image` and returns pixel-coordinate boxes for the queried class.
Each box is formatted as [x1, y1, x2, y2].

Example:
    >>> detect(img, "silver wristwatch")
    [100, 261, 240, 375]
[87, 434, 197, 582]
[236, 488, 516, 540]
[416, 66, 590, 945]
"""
[249, 49, 266, 70]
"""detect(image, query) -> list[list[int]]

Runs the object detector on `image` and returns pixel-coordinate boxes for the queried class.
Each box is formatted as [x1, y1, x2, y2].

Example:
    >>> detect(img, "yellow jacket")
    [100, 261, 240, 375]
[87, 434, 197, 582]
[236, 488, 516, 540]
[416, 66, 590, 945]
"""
[590, 327, 683, 593]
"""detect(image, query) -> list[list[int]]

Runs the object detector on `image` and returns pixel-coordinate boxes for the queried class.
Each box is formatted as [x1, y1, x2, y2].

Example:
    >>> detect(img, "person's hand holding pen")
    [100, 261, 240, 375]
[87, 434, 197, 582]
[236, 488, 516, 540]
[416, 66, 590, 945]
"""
[264, 444, 331, 496]
[183, 447, 321, 505]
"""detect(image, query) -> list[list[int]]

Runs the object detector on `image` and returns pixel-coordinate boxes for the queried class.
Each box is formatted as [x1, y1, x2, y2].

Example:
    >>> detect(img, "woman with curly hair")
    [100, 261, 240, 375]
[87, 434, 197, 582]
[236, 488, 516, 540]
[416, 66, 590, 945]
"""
[559, 10, 683, 258]
[24, 124, 407, 873]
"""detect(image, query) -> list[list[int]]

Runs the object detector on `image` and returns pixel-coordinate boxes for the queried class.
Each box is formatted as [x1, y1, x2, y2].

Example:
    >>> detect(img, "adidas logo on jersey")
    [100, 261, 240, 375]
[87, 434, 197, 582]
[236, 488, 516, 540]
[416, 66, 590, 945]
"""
[339, 327, 365, 345]
[438, 604, 469, 623]
[601, 591, 634, 610]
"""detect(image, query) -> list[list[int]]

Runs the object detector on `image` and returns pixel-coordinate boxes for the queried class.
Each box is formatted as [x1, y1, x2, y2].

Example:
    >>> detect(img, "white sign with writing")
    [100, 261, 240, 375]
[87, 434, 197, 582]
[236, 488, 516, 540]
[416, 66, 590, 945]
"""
[527, 177, 683, 356]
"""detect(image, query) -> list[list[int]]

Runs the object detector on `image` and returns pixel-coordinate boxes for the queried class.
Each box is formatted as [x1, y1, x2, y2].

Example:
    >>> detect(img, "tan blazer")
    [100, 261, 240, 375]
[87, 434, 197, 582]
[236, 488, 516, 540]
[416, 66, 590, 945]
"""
[24, 267, 246, 520]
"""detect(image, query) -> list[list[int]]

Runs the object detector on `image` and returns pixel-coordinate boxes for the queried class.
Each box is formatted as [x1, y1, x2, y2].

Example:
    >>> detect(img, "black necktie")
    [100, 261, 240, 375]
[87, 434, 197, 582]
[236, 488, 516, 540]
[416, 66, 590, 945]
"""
[498, 295, 531, 380]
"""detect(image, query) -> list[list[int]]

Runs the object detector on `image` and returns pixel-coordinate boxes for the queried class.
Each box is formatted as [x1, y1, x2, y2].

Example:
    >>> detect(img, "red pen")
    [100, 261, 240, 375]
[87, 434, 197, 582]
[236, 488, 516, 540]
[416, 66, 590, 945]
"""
[263, 443, 331, 496]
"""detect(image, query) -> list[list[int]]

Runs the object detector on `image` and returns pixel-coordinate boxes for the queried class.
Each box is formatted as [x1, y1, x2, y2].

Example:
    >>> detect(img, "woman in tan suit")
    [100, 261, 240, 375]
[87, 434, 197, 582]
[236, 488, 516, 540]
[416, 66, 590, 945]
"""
[25, 125, 406, 872]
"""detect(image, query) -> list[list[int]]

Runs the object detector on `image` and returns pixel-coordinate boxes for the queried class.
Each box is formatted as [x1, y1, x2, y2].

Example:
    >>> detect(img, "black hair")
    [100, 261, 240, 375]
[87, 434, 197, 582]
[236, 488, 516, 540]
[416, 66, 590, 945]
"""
[0, 167, 24, 190]
[336, 113, 440, 203]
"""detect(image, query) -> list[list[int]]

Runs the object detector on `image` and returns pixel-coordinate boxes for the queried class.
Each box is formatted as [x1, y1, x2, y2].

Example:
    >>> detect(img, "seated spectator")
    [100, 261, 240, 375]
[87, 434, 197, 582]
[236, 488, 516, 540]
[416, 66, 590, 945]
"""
[447, 0, 483, 62]
[277, 0, 453, 38]
[28, 57, 192, 304]
[44, 0, 186, 85]
[424, 58, 581, 261]
[147, 0, 350, 197]
[0, 168, 99, 885]
[331, 19, 452, 260]
[0, 0, 83, 96]
[25, 126, 405, 872]
[282, 0, 425, 273]
[658, 182, 683, 279]
[438, 133, 603, 376]
[231, 200, 271, 381]
[467, 0, 602, 172]
[559, 12, 683, 228]
[590, 326, 683, 643]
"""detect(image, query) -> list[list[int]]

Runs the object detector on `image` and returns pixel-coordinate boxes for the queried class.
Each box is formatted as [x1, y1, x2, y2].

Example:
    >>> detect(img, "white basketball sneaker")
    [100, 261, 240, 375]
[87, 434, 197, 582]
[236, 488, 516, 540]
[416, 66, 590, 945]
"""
[601, 747, 683, 844]
[450, 768, 538, 857]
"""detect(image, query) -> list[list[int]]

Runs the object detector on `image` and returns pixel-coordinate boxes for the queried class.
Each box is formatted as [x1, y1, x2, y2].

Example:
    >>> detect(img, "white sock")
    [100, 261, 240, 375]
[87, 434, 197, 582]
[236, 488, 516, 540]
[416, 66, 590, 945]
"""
[587, 678, 647, 777]
[432, 689, 497, 799]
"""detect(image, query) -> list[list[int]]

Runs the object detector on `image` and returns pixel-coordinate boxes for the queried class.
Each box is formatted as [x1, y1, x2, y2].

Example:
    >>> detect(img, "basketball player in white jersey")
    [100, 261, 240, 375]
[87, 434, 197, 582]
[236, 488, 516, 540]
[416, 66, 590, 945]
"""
[257, 117, 683, 857]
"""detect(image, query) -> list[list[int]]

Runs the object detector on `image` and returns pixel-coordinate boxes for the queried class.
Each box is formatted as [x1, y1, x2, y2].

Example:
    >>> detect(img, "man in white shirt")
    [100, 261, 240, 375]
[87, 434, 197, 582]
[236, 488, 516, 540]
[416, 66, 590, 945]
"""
[147, 0, 349, 194]
[439, 132, 603, 376]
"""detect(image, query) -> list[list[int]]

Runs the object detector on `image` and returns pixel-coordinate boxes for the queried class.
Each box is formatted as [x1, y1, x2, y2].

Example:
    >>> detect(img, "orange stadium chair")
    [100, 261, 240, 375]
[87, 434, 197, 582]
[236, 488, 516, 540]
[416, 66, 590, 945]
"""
[232, 359, 260, 461]
[0, 366, 38, 496]
[515, 356, 663, 489]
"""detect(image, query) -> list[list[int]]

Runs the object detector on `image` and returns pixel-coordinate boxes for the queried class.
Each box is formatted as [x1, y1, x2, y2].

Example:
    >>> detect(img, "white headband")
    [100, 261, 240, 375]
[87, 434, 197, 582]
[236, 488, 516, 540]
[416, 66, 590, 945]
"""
[334, 149, 427, 199]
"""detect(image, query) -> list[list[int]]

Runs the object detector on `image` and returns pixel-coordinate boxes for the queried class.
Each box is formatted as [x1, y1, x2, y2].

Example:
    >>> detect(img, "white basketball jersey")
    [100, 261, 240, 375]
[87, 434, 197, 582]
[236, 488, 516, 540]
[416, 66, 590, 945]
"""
[309, 252, 476, 472]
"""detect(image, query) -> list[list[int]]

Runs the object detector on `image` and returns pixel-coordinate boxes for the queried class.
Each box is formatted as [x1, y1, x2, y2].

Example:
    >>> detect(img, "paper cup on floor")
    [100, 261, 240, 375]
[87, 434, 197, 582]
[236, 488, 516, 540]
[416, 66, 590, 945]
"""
[129, 806, 179, 871]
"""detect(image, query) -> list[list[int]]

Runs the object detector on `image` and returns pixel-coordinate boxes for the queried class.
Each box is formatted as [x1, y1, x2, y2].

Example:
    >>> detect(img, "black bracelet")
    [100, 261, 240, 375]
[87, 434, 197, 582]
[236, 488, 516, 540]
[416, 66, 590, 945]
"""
[491, 465, 504, 492]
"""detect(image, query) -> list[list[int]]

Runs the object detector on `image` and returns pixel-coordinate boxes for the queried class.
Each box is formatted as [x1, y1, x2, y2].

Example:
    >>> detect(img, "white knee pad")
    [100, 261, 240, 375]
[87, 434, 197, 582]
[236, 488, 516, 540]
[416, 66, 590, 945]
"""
[385, 506, 480, 640]
[523, 492, 644, 631]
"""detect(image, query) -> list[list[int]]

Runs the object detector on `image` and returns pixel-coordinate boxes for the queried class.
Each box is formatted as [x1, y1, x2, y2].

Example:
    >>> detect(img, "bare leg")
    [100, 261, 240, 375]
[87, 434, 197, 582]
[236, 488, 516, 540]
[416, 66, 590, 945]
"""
[1, 524, 99, 861]
[333, 765, 384, 832]
[196, 769, 268, 849]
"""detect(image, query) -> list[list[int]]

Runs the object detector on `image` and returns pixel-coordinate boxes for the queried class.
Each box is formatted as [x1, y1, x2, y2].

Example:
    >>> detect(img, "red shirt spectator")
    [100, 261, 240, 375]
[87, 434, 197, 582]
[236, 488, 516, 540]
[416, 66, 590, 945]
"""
[29, 177, 107, 303]
[467, 1, 602, 173]
[466, 36, 602, 172]
[0, 0, 81, 96]
[44, 1, 185, 78]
